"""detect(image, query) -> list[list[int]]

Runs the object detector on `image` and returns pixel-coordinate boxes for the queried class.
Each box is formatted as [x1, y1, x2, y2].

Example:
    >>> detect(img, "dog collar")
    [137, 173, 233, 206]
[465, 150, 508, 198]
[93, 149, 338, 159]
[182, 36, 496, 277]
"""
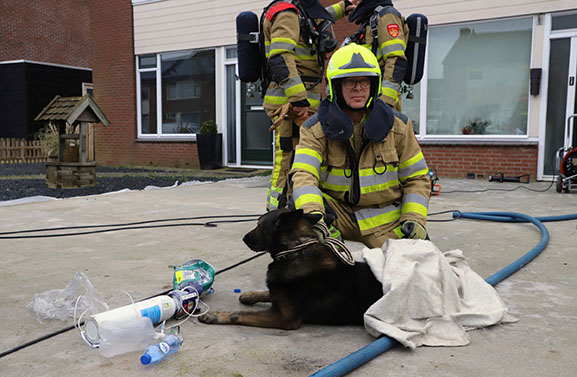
[274, 222, 355, 266]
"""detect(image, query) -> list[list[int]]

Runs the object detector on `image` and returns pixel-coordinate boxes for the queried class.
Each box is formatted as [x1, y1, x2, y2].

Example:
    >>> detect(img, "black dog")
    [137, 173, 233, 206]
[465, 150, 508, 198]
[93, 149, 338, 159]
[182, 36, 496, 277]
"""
[198, 208, 382, 330]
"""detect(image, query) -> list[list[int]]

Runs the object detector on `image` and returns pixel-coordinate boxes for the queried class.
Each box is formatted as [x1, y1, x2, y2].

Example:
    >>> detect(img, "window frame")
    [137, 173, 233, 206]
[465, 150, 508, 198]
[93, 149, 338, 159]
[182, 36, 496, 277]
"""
[413, 15, 537, 143]
[136, 48, 217, 140]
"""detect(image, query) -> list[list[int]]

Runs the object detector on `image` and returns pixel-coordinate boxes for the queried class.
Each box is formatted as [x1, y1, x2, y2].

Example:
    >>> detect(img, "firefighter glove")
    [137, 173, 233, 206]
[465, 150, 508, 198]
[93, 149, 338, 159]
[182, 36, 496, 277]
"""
[306, 210, 326, 244]
[401, 221, 427, 240]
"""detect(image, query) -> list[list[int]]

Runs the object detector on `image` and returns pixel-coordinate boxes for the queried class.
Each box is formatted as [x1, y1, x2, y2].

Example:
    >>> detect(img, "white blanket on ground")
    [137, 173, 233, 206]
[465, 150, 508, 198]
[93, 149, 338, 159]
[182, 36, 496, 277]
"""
[356, 239, 516, 349]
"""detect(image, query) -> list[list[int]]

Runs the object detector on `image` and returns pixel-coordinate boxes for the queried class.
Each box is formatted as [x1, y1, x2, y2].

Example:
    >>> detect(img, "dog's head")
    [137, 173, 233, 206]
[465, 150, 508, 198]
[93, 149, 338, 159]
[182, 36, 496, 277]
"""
[243, 209, 323, 255]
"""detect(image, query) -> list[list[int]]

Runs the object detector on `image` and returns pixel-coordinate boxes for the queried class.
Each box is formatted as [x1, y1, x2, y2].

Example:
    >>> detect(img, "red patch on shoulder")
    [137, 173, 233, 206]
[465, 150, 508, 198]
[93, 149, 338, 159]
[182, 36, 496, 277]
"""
[387, 24, 399, 38]
[265, 2, 298, 21]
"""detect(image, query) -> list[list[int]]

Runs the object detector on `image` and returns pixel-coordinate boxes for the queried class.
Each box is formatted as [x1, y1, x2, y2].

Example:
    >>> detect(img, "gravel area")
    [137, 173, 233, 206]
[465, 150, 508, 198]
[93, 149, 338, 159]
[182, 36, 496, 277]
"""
[0, 163, 221, 202]
[0, 163, 173, 176]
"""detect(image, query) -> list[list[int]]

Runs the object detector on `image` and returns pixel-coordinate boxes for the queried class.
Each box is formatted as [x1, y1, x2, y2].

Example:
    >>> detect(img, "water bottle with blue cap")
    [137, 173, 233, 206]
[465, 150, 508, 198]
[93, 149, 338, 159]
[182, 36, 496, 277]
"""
[140, 334, 182, 365]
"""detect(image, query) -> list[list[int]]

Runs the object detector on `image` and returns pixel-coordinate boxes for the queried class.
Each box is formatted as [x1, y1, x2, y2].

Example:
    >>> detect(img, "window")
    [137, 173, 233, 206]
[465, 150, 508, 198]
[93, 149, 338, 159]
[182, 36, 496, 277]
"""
[137, 49, 215, 137]
[140, 71, 157, 134]
[419, 17, 533, 136]
[167, 80, 201, 100]
[552, 11, 577, 31]
[139, 55, 157, 69]
[402, 82, 421, 134]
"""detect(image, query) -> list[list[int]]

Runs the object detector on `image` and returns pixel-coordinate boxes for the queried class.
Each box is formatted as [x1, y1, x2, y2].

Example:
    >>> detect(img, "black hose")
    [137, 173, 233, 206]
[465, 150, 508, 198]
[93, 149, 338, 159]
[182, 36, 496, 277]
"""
[0, 215, 261, 239]
[0, 214, 261, 236]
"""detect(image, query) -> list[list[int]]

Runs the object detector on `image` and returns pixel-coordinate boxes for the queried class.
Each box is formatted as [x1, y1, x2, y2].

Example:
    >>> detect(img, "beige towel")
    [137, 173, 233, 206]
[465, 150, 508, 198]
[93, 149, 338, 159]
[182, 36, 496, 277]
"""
[357, 239, 516, 349]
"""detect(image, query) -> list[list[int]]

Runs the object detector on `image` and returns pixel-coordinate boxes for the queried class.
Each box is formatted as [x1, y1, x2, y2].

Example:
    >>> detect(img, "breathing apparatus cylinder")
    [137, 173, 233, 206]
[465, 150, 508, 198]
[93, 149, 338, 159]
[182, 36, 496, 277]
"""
[403, 14, 428, 86]
[82, 295, 178, 348]
[236, 11, 262, 83]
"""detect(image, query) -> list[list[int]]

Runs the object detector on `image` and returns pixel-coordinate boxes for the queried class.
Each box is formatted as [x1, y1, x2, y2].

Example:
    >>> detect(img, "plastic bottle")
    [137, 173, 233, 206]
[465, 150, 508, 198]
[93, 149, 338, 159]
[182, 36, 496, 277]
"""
[83, 295, 178, 347]
[98, 317, 158, 358]
[140, 334, 182, 365]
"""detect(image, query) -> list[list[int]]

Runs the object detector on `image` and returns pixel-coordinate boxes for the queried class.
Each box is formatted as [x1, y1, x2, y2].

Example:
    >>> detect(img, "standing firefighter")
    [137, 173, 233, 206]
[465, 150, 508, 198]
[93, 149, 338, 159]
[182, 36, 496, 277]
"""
[289, 43, 430, 248]
[264, 0, 355, 211]
[347, 0, 408, 110]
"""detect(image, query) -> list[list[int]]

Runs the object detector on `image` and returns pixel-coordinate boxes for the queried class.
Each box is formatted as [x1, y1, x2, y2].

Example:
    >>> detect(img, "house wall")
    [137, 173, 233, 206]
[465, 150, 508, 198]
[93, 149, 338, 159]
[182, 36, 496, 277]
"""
[421, 144, 538, 181]
[92, 0, 199, 167]
[0, 0, 93, 140]
[133, 0, 269, 55]
[0, 0, 92, 67]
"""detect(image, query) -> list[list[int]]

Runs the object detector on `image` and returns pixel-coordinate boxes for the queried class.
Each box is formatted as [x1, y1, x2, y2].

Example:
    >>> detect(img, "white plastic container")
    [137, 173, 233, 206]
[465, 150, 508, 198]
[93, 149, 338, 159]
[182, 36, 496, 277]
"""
[82, 295, 177, 348]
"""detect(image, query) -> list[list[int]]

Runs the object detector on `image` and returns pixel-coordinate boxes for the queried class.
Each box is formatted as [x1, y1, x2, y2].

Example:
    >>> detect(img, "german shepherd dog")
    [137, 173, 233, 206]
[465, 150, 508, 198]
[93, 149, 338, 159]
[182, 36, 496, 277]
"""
[198, 208, 382, 330]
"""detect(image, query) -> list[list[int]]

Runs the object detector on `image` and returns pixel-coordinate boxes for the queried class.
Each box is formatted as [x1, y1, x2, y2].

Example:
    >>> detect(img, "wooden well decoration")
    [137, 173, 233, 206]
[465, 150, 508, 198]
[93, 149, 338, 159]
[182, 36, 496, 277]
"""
[34, 95, 109, 188]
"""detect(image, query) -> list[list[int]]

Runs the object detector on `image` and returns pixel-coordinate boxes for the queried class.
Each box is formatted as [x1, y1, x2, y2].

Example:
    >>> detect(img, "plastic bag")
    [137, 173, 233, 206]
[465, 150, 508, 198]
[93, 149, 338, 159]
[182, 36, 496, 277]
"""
[27, 272, 109, 323]
[99, 317, 158, 358]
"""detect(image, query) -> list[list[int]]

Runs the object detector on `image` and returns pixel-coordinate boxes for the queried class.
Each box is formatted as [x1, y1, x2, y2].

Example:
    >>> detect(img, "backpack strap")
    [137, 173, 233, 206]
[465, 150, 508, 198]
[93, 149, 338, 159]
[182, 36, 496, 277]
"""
[369, 5, 383, 55]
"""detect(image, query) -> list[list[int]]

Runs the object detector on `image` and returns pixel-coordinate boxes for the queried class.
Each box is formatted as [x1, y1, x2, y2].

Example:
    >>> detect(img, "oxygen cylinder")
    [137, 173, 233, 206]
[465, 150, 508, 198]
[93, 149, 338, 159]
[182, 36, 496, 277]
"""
[82, 295, 178, 347]
[236, 11, 262, 83]
[404, 14, 428, 86]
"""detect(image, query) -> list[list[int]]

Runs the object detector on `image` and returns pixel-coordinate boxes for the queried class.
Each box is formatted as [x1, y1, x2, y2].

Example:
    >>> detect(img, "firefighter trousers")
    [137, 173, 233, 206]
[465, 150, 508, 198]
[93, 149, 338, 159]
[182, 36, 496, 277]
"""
[266, 116, 299, 211]
[325, 196, 403, 249]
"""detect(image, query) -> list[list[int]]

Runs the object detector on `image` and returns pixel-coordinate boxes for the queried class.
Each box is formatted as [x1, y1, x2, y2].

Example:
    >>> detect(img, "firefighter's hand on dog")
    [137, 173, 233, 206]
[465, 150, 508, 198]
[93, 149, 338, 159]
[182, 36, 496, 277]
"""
[401, 221, 428, 239]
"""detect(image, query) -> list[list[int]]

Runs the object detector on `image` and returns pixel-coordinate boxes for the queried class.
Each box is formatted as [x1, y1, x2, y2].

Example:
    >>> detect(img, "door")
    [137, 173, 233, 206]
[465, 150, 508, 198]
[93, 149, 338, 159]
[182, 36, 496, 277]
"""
[544, 15, 577, 176]
[241, 81, 273, 166]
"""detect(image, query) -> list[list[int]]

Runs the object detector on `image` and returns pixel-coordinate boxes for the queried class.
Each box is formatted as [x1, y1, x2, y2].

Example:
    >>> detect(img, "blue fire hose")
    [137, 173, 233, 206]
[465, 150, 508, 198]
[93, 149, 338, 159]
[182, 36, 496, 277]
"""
[311, 211, 577, 377]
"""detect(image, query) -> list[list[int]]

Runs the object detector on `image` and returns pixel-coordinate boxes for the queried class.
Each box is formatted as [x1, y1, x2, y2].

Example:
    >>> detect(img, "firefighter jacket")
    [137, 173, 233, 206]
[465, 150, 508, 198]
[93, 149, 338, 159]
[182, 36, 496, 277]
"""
[360, 6, 409, 109]
[290, 98, 430, 235]
[262, 0, 347, 114]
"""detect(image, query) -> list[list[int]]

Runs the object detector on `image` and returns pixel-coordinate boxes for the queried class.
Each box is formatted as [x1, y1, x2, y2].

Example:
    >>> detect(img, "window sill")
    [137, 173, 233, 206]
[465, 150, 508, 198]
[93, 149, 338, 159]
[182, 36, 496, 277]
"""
[132, 0, 164, 5]
[417, 137, 538, 146]
[136, 137, 197, 143]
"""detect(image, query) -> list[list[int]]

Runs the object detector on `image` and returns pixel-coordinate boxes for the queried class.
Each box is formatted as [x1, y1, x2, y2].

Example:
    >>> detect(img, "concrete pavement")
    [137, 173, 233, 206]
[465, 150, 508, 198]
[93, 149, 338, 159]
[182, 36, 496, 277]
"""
[0, 176, 576, 377]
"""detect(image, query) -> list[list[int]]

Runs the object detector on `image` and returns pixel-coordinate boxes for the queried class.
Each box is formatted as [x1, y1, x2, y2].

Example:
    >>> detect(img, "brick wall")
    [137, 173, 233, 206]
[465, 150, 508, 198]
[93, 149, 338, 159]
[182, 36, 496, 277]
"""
[90, 0, 199, 168]
[0, 0, 91, 67]
[422, 144, 538, 180]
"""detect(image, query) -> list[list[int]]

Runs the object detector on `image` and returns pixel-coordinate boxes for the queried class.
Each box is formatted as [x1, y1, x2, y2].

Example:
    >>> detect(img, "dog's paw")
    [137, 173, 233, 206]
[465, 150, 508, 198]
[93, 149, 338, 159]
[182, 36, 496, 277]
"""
[239, 291, 270, 305]
[198, 311, 230, 324]
[239, 293, 257, 305]
[198, 312, 218, 324]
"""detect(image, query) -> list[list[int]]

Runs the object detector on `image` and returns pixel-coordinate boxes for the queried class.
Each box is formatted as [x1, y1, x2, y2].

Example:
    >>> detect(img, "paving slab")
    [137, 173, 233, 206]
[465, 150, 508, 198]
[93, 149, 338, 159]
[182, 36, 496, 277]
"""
[0, 176, 576, 377]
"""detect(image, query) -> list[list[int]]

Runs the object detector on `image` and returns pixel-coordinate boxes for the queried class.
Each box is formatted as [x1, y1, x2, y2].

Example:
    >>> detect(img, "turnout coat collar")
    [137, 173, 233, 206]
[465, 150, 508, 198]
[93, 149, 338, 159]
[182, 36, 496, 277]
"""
[317, 98, 395, 143]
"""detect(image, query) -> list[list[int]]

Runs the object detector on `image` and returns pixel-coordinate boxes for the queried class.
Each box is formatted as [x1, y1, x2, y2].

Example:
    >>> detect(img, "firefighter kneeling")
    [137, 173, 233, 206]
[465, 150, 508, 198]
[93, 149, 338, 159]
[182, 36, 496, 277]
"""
[289, 43, 430, 249]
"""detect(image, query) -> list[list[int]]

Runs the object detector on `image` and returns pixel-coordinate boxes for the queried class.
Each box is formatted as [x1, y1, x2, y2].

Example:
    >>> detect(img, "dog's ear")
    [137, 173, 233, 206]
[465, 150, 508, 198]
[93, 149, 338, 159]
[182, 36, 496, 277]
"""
[275, 209, 304, 228]
[303, 212, 323, 225]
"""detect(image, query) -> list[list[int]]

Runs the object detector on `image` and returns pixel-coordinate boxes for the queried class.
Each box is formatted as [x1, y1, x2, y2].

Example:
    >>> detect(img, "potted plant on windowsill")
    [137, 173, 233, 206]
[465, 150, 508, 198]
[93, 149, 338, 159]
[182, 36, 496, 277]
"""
[462, 117, 491, 135]
[196, 120, 222, 170]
